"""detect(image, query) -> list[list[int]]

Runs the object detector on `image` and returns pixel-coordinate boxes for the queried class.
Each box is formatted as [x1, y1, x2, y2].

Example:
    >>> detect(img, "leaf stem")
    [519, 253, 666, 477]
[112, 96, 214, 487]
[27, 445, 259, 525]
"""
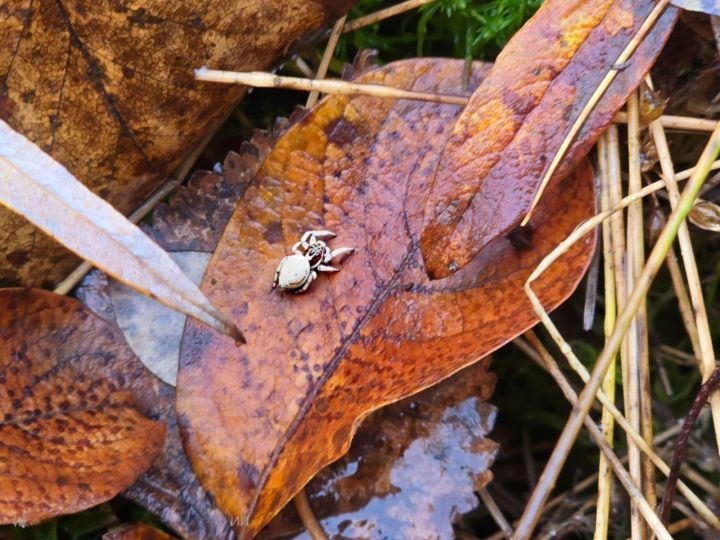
[306, 15, 347, 108]
[658, 366, 720, 524]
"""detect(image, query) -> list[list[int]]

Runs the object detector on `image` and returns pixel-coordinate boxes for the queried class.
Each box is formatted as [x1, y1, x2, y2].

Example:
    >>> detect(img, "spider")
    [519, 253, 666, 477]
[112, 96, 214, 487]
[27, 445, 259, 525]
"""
[273, 230, 354, 293]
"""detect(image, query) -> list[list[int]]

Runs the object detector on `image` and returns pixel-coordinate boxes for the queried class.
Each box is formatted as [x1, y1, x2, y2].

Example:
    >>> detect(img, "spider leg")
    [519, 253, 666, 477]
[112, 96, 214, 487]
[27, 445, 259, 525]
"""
[272, 265, 281, 288]
[295, 271, 316, 293]
[291, 241, 308, 254]
[316, 264, 339, 272]
[302, 230, 336, 242]
[329, 247, 355, 261]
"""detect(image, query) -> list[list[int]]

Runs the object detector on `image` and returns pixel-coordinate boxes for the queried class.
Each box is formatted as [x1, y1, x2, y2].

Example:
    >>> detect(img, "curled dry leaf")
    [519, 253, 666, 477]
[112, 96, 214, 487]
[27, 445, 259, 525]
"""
[123, 378, 233, 540]
[419, 0, 679, 279]
[639, 83, 667, 125]
[0, 121, 242, 342]
[176, 58, 597, 536]
[689, 199, 720, 232]
[0, 0, 355, 287]
[258, 360, 498, 540]
[0, 288, 165, 525]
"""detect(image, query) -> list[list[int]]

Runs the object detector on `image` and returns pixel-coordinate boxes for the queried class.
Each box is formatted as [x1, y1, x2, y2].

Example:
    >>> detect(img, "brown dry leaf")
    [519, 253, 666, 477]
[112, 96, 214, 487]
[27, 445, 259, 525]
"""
[0, 288, 165, 525]
[123, 379, 233, 540]
[0, 121, 242, 341]
[176, 58, 597, 536]
[419, 0, 679, 278]
[0, 0, 355, 287]
[142, 125, 295, 253]
[258, 360, 497, 540]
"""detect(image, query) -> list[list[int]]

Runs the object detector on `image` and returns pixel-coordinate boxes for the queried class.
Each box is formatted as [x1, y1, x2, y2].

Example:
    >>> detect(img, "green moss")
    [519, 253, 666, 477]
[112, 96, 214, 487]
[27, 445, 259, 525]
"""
[337, 0, 542, 64]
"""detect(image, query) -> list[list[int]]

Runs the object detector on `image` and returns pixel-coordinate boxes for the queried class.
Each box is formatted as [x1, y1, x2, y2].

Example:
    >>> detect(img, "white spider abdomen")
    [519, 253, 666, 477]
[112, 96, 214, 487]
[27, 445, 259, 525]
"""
[276, 254, 311, 289]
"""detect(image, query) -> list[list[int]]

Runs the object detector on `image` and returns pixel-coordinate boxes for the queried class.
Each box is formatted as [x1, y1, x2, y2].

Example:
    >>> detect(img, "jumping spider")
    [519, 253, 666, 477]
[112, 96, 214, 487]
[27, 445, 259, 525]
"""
[273, 230, 354, 293]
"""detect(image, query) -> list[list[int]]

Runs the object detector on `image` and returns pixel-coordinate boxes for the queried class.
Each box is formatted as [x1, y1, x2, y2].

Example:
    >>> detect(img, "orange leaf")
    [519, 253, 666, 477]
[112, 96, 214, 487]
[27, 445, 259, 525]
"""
[176, 58, 597, 536]
[0, 289, 166, 525]
[419, 0, 679, 279]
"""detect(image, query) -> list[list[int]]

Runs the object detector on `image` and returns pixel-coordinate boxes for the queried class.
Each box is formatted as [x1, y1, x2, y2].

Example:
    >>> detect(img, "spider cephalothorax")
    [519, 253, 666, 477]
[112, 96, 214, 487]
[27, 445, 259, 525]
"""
[273, 230, 354, 293]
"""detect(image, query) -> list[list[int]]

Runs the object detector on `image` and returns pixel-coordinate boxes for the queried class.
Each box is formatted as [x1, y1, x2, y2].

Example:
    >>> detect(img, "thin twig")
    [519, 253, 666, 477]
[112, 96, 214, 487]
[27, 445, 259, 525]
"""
[615, 112, 718, 132]
[648, 76, 720, 453]
[521, 0, 670, 226]
[680, 464, 720, 501]
[483, 373, 704, 540]
[306, 15, 347, 108]
[664, 247, 703, 366]
[518, 333, 720, 529]
[478, 487, 514, 539]
[292, 56, 315, 78]
[343, 0, 437, 33]
[650, 122, 720, 451]
[606, 125, 646, 540]
[194, 68, 720, 136]
[594, 133, 616, 540]
[195, 69, 468, 105]
[667, 517, 697, 535]
[294, 489, 329, 540]
[627, 90, 657, 525]
[515, 123, 720, 539]
[522, 429, 538, 489]
[582, 247, 601, 331]
[675, 159, 720, 180]
[659, 366, 720, 524]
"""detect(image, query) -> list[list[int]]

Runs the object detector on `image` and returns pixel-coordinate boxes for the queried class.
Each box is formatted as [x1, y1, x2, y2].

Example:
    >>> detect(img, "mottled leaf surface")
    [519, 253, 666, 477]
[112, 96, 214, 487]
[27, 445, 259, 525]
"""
[0, 289, 165, 525]
[177, 58, 597, 536]
[0, 0, 355, 287]
[420, 0, 679, 278]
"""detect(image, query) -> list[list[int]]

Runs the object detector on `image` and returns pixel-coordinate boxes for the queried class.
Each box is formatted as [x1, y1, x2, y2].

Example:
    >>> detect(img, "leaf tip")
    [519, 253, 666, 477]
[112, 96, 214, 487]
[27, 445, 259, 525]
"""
[232, 326, 247, 345]
[419, 235, 458, 281]
[222, 319, 246, 344]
